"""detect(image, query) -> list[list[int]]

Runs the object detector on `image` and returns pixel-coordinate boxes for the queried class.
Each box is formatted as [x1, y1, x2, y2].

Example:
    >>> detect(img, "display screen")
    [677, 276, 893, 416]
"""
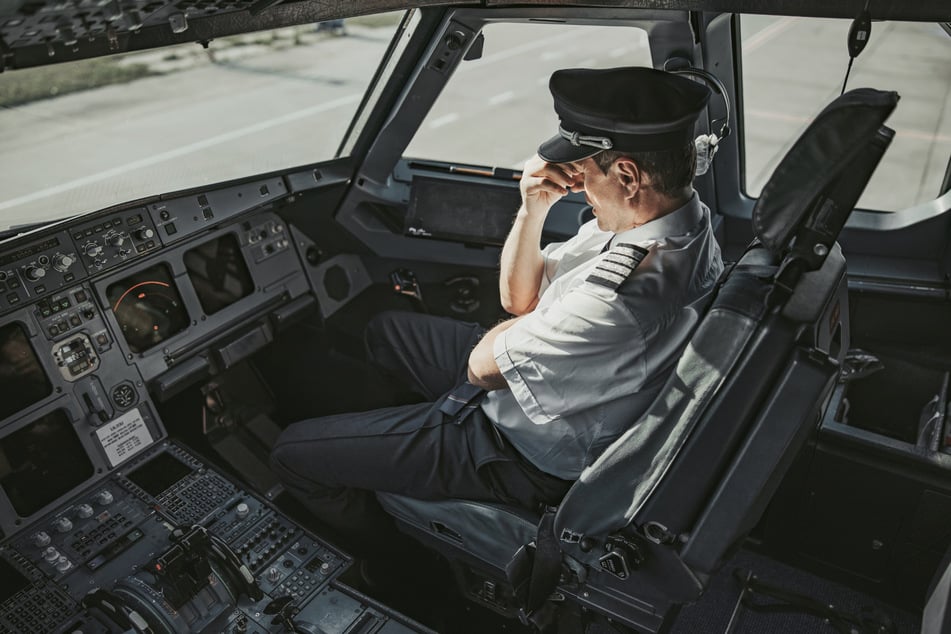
[184, 233, 254, 315]
[0, 557, 30, 604]
[0, 322, 52, 422]
[124, 451, 194, 497]
[0, 409, 94, 517]
[405, 176, 522, 246]
[106, 264, 189, 353]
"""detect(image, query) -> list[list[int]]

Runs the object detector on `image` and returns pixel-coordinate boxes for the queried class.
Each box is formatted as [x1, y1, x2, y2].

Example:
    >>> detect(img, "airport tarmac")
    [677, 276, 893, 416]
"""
[0, 13, 948, 231]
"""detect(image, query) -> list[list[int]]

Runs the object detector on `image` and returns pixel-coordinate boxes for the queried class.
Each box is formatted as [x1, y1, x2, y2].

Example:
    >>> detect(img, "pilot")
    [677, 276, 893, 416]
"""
[271, 67, 723, 552]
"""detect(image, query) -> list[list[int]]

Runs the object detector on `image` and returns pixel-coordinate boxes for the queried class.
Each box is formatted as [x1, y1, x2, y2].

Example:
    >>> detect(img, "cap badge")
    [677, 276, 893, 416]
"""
[558, 125, 613, 150]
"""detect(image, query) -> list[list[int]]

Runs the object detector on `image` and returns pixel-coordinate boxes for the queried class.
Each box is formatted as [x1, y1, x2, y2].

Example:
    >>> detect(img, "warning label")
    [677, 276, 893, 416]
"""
[96, 408, 153, 467]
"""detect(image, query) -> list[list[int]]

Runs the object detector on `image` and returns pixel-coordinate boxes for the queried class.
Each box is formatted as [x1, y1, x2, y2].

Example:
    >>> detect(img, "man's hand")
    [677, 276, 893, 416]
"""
[499, 156, 580, 316]
[519, 155, 580, 218]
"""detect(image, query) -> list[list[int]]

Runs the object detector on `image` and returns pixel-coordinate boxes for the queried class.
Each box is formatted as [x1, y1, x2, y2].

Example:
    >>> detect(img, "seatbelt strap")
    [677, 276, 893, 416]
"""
[525, 507, 562, 613]
[438, 381, 486, 423]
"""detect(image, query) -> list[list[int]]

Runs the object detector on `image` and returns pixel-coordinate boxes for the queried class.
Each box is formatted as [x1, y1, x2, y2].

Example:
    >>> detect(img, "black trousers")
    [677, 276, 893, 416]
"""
[270, 311, 571, 551]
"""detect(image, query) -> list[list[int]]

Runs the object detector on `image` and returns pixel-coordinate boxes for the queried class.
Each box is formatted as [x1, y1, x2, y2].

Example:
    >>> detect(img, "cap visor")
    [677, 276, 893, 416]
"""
[537, 134, 602, 164]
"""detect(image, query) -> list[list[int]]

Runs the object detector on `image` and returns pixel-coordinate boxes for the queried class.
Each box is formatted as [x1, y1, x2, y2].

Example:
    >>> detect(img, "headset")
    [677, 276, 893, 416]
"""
[667, 64, 733, 176]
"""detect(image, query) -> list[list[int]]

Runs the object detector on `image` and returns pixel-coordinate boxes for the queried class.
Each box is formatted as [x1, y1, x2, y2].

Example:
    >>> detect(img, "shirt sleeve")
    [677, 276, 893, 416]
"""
[493, 283, 646, 424]
[538, 241, 563, 296]
[537, 219, 610, 295]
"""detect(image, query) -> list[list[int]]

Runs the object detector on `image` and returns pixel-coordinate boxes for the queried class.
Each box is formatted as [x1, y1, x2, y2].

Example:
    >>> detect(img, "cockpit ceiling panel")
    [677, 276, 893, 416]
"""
[488, 0, 951, 21]
[0, 0, 459, 70]
[0, 0, 948, 70]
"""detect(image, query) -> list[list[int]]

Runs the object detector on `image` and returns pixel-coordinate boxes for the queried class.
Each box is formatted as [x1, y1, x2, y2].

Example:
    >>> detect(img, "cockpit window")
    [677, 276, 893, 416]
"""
[741, 16, 951, 212]
[404, 22, 652, 171]
[0, 12, 409, 232]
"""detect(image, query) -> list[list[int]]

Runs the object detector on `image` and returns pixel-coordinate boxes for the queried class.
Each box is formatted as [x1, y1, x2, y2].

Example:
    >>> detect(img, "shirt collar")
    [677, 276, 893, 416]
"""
[612, 191, 704, 245]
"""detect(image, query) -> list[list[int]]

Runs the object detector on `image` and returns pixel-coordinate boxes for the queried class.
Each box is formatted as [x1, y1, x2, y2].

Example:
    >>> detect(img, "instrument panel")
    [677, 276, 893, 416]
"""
[0, 182, 431, 632]
[0, 176, 310, 535]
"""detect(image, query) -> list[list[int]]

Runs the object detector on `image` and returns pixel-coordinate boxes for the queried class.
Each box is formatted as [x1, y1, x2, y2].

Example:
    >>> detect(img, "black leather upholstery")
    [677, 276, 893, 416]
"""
[752, 88, 898, 255]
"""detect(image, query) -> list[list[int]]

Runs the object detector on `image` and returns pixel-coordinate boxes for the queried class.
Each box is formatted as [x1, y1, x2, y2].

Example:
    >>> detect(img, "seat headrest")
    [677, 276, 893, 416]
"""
[752, 88, 899, 254]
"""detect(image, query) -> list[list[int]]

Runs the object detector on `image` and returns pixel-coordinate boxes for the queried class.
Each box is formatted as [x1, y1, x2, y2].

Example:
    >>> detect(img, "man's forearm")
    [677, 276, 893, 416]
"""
[498, 206, 546, 316]
[467, 316, 523, 391]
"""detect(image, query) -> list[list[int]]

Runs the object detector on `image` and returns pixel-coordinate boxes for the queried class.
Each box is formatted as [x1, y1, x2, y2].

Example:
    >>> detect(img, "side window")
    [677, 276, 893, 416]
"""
[405, 23, 652, 170]
[741, 16, 951, 212]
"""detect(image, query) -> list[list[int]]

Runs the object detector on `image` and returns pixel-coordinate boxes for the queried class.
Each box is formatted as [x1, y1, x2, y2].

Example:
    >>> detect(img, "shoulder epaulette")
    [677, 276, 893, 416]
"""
[586, 243, 649, 290]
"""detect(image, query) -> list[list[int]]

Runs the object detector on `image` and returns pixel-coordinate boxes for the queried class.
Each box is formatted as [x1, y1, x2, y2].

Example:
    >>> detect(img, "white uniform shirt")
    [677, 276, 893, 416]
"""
[481, 193, 723, 479]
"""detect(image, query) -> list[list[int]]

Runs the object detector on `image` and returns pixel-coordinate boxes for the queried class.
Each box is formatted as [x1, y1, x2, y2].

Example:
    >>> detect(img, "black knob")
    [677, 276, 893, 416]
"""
[52, 253, 75, 272]
[445, 30, 467, 50]
[25, 266, 46, 282]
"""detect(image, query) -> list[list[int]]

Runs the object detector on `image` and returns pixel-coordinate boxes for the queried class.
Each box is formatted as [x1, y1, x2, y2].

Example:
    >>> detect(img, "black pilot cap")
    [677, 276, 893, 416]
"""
[538, 66, 712, 164]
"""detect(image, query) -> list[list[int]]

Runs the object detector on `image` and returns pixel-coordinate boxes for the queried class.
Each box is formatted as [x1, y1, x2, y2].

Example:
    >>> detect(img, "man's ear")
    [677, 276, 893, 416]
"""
[615, 157, 641, 196]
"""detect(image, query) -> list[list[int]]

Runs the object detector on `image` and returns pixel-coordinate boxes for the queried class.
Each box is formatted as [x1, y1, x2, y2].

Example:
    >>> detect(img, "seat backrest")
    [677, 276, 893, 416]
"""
[551, 88, 900, 601]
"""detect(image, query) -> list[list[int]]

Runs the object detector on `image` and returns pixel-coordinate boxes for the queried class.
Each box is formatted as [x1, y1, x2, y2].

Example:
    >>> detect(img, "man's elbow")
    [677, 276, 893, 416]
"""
[467, 364, 508, 391]
[467, 364, 488, 389]
[467, 346, 508, 391]
[499, 293, 538, 317]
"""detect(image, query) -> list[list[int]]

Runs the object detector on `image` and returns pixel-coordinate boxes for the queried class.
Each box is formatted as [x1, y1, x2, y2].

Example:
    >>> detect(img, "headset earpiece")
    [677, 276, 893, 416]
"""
[668, 66, 732, 176]
[695, 133, 720, 177]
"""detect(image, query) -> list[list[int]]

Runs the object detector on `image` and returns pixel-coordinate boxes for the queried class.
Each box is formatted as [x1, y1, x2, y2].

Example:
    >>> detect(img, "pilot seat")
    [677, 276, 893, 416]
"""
[377, 87, 901, 633]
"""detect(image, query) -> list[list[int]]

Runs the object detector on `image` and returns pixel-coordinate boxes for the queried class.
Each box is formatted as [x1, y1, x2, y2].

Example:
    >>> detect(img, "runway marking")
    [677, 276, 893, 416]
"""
[745, 108, 810, 125]
[489, 91, 514, 105]
[610, 47, 627, 58]
[541, 51, 565, 61]
[742, 17, 799, 54]
[901, 129, 951, 144]
[0, 92, 361, 212]
[0, 26, 595, 213]
[747, 108, 951, 143]
[429, 113, 460, 128]
[459, 29, 588, 72]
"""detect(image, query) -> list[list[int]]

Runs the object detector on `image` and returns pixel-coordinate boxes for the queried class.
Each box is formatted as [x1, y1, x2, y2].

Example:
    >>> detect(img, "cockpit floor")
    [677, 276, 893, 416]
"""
[673, 547, 920, 634]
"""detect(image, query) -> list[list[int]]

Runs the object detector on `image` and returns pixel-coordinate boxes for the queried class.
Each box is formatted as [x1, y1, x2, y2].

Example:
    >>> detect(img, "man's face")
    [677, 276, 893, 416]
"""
[567, 157, 635, 234]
